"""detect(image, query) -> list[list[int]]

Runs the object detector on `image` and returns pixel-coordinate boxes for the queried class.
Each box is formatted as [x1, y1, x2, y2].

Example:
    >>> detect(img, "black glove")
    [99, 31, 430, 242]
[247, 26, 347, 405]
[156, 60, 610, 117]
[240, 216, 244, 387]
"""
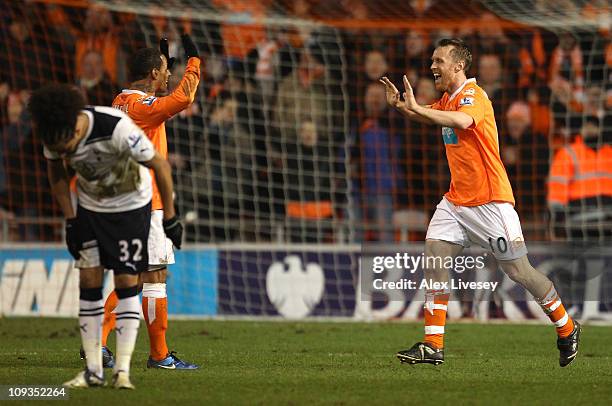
[163, 215, 183, 250]
[181, 34, 199, 60]
[159, 37, 176, 69]
[65, 217, 80, 260]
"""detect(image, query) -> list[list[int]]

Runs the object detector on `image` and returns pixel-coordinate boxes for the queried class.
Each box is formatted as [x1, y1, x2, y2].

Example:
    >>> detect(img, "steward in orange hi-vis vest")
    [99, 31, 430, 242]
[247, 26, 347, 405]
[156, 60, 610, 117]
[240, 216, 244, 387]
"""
[548, 137, 612, 208]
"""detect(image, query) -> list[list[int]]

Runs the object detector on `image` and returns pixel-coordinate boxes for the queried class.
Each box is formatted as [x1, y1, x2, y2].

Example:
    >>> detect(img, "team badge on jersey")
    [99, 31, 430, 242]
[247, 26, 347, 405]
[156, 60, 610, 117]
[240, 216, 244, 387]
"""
[141, 96, 157, 106]
[459, 97, 474, 106]
[442, 127, 458, 145]
[128, 132, 142, 148]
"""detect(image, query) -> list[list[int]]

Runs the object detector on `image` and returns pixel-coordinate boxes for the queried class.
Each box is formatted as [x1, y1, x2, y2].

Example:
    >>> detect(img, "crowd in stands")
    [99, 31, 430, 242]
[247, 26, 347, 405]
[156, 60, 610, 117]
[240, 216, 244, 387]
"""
[0, 0, 610, 243]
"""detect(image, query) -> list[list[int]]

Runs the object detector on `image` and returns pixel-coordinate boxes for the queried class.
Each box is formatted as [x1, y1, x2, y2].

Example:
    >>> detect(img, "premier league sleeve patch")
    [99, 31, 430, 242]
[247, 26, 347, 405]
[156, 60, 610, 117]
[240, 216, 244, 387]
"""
[459, 97, 474, 106]
[141, 96, 157, 106]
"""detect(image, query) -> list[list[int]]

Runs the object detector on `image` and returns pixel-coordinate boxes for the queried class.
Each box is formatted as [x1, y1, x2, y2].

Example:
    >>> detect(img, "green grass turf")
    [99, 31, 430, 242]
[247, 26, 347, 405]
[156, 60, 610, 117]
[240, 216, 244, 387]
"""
[0, 318, 611, 405]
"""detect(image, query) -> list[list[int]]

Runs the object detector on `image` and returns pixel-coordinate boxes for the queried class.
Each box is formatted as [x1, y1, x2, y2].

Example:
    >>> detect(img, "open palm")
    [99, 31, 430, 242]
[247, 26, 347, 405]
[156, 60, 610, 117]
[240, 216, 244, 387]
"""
[379, 76, 403, 109]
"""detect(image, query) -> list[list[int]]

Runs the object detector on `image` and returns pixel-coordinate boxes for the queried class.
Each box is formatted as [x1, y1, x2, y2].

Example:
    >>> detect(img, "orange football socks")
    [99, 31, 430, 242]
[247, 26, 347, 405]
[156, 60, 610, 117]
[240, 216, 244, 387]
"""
[101, 290, 118, 347]
[424, 291, 449, 349]
[142, 283, 169, 361]
[537, 284, 575, 338]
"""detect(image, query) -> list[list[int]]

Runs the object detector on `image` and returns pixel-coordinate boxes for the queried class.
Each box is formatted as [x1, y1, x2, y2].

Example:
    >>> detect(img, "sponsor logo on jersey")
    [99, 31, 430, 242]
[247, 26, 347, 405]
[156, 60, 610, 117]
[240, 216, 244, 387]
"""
[459, 97, 474, 106]
[442, 126, 458, 145]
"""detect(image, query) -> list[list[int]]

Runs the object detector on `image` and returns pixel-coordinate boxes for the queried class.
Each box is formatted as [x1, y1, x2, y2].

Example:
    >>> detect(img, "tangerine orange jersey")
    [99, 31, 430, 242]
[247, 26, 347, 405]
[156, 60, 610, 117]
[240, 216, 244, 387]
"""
[430, 78, 515, 206]
[112, 57, 201, 210]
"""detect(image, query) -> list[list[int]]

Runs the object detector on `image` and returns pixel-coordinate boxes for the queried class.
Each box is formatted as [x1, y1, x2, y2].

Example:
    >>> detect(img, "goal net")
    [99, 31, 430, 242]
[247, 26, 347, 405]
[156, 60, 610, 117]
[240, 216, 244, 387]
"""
[1, 0, 611, 320]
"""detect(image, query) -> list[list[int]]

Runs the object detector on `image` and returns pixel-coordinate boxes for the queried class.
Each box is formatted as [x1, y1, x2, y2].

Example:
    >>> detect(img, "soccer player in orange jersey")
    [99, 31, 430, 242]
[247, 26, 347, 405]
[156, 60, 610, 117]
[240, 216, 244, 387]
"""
[101, 35, 200, 369]
[380, 39, 580, 367]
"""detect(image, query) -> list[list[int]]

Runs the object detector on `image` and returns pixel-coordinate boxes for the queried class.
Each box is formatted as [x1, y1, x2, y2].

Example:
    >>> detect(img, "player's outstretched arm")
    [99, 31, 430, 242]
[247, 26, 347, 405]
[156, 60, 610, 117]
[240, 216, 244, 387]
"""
[131, 35, 202, 127]
[379, 76, 434, 124]
[142, 152, 183, 249]
[401, 75, 473, 130]
[47, 159, 75, 219]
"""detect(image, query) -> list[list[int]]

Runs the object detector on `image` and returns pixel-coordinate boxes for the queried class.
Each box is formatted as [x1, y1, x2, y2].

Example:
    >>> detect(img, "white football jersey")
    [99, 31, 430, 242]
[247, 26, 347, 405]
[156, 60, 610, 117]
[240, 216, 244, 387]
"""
[44, 106, 155, 213]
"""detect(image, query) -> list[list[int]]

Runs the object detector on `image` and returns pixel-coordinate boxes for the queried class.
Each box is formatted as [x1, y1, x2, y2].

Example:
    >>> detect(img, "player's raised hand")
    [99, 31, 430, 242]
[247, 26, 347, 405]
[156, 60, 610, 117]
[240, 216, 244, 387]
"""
[181, 34, 200, 60]
[402, 75, 418, 111]
[159, 38, 176, 69]
[379, 76, 402, 109]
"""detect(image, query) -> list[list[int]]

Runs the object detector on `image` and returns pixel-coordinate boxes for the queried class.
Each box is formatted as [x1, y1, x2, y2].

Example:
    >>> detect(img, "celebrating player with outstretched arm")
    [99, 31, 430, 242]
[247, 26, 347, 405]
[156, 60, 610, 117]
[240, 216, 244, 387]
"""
[29, 83, 181, 389]
[380, 38, 580, 367]
[98, 34, 201, 370]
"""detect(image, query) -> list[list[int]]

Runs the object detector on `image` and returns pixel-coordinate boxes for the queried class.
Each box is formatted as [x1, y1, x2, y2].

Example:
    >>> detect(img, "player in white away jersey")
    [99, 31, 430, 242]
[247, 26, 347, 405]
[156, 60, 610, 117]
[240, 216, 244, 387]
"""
[29, 83, 183, 389]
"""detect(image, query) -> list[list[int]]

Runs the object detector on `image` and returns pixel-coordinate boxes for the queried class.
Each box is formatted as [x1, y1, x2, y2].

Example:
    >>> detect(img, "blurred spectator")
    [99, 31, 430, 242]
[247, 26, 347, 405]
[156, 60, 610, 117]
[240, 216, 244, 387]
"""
[400, 29, 433, 77]
[469, 12, 521, 88]
[527, 86, 552, 136]
[0, 9, 61, 92]
[548, 116, 612, 241]
[275, 39, 345, 241]
[501, 101, 548, 218]
[364, 50, 388, 82]
[248, 27, 300, 116]
[198, 92, 252, 240]
[211, 0, 270, 60]
[478, 54, 503, 98]
[275, 41, 344, 151]
[475, 12, 511, 54]
[353, 83, 399, 241]
[517, 30, 547, 95]
[548, 33, 584, 115]
[76, 50, 119, 106]
[415, 77, 438, 105]
[223, 61, 273, 237]
[74, 4, 124, 84]
[285, 120, 334, 243]
[408, 0, 436, 17]
[582, 84, 606, 119]
[0, 91, 52, 240]
[478, 54, 513, 120]
[148, 5, 181, 53]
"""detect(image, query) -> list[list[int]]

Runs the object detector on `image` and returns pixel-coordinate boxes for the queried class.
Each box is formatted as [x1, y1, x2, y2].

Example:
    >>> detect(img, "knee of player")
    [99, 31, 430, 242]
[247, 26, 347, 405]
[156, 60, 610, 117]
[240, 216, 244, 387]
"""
[142, 266, 168, 283]
[78, 266, 104, 288]
[114, 273, 140, 289]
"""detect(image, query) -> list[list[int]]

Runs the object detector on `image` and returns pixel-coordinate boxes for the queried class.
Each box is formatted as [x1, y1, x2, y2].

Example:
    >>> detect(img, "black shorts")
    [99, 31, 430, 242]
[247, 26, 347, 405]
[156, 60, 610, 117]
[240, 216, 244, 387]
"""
[74, 202, 152, 274]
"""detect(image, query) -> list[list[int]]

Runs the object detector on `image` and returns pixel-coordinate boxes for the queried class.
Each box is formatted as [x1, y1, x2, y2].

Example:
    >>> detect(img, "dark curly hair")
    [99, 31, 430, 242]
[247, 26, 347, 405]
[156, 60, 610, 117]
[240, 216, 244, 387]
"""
[28, 83, 85, 146]
[437, 38, 473, 73]
[128, 47, 163, 82]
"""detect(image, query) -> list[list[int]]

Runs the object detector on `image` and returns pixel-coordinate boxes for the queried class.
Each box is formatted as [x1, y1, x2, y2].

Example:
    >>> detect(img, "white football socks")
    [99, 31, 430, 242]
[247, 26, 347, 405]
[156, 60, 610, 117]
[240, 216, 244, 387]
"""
[113, 292, 140, 375]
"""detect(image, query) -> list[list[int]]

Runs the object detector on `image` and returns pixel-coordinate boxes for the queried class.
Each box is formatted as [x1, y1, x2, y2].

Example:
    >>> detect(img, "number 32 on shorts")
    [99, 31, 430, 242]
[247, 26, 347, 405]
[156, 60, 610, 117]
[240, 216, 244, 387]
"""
[118, 239, 143, 262]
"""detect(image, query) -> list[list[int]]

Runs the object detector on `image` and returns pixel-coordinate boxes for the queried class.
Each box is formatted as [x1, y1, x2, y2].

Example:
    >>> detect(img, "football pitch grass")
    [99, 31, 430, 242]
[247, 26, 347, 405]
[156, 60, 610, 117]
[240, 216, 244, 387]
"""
[1, 318, 611, 405]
